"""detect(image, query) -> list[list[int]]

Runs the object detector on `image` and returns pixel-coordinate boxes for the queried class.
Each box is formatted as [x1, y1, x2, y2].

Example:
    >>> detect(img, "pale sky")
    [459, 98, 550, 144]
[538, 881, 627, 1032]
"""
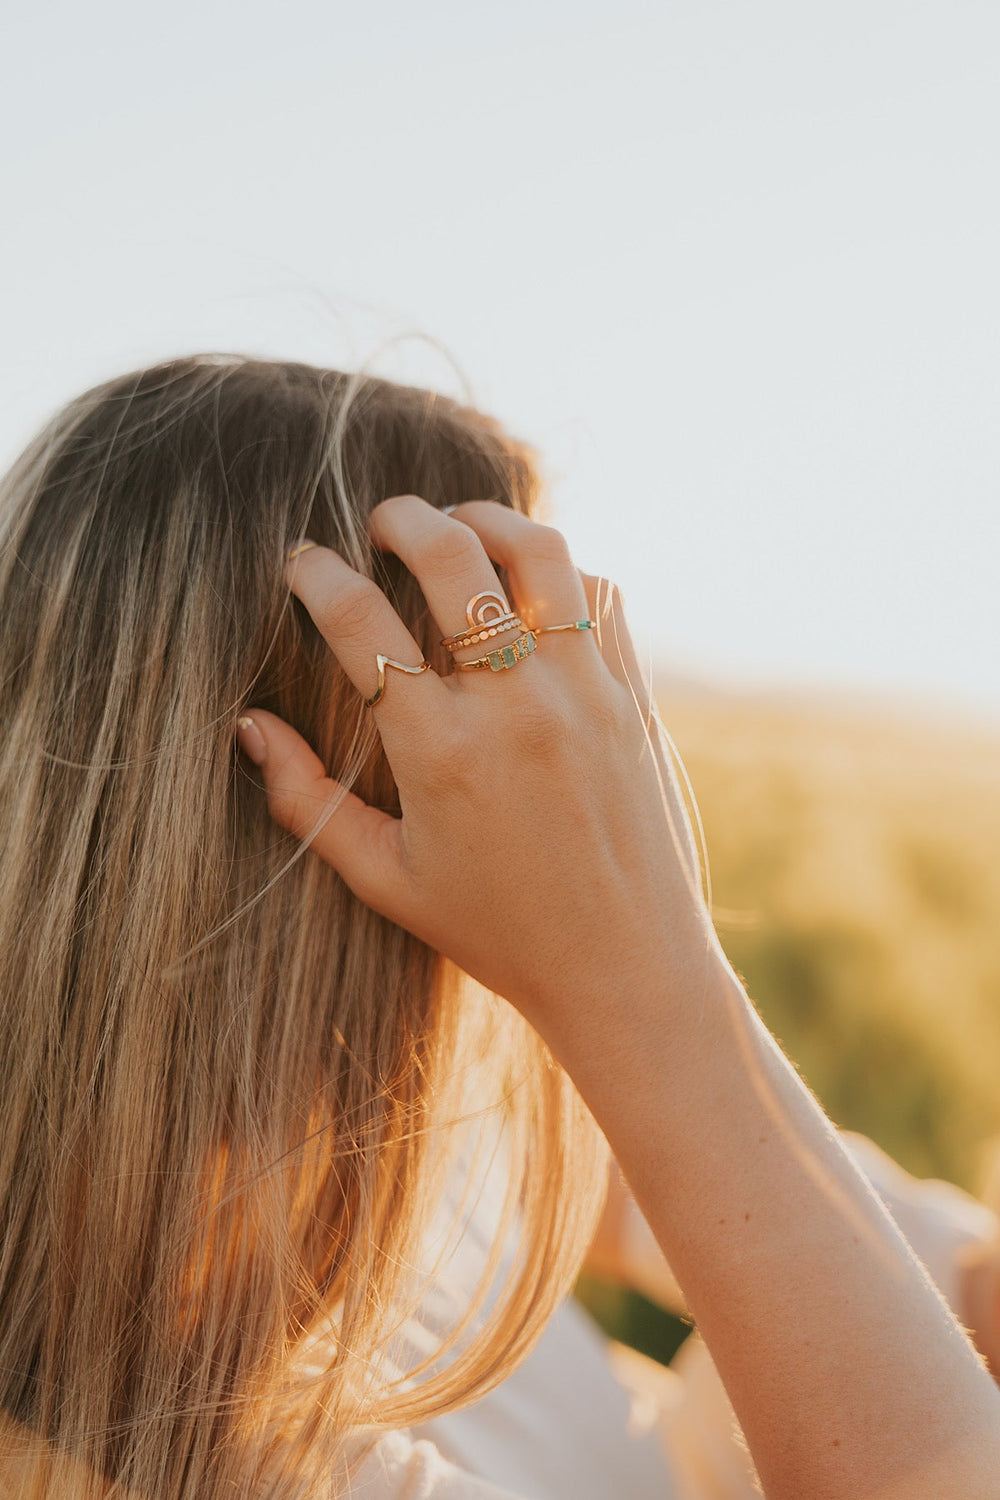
[2, 0, 998, 720]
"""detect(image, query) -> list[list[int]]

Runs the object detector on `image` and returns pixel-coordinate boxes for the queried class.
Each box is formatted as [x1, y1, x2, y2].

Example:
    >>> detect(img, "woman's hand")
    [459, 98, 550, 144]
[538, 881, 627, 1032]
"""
[237, 493, 1000, 1499]
[237, 495, 717, 1064]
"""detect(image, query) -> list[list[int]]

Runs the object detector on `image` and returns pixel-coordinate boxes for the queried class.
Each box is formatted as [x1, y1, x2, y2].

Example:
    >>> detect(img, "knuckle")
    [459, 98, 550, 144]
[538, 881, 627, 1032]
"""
[265, 780, 302, 834]
[317, 581, 381, 642]
[372, 493, 423, 522]
[510, 681, 628, 764]
[266, 766, 332, 840]
[526, 524, 572, 566]
[415, 523, 483, 578]
[423, 738, 477, 801]
[586, 690, 630, 744]
[511, 695, 572, 761]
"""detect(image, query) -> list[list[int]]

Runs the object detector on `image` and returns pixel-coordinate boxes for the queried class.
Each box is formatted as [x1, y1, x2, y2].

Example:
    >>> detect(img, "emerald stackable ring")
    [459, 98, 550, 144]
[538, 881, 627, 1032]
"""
[452, 631, 538, 673]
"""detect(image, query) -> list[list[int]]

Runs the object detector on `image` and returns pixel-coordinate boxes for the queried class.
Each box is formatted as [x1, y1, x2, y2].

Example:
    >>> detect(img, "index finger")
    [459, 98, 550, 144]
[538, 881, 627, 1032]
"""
[286, 542, 446, 717]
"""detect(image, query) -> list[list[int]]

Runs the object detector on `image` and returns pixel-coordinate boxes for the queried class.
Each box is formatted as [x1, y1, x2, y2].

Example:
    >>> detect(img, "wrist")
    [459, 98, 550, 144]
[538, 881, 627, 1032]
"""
[539, 925, 738, 1109]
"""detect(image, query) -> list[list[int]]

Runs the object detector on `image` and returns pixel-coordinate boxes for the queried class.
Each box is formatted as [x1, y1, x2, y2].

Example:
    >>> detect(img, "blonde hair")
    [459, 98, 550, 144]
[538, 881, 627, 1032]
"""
[0, 358, 606, 1497]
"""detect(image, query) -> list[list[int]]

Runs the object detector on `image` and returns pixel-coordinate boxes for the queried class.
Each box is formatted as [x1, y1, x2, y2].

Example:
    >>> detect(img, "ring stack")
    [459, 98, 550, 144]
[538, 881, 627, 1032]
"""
[441, 590, 524, 652]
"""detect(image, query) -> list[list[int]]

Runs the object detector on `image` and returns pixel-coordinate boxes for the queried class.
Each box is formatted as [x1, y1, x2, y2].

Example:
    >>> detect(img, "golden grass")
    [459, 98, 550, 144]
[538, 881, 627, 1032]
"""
[660, 686, 1000, 1190]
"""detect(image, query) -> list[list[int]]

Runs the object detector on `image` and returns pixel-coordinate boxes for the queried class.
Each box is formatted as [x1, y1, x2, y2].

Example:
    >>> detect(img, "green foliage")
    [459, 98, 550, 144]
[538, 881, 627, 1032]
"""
[574, 1271, 690, 1367]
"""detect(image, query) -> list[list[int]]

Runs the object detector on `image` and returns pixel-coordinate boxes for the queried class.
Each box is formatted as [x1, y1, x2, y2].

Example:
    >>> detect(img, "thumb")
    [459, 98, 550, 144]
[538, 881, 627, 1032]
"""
[235, 710, 407, 917]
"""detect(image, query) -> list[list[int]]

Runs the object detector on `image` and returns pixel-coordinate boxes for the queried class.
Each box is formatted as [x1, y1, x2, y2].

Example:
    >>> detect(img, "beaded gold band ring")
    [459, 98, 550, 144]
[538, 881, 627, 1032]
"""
[532, 619, 597, 635]
[453, 631, 537, 673]
[443, 615, 524, 652]
[366, 655, 431, 707]
[441, 590, 523, 652]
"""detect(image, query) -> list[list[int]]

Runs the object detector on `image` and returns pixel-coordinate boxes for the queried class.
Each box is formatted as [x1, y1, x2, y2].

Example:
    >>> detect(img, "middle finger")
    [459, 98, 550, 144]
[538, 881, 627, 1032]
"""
[369, 494, 523, 657]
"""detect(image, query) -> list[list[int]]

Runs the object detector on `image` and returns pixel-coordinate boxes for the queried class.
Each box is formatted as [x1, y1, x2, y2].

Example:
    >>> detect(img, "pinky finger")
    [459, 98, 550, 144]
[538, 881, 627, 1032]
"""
[235, 710, 405, 917]
[580, 572, 652, 704]
[578, 576, 703, 885]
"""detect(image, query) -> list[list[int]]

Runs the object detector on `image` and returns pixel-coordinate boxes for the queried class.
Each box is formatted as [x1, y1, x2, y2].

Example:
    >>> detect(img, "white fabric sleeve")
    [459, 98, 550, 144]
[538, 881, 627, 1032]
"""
[348, 1430, 532, 1500]
[840, 1130, 999, 1310]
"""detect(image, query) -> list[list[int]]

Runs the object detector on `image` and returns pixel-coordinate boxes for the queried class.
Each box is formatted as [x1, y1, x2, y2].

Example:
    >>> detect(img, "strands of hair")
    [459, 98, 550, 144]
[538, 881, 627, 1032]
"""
[0, 358, 606, 1497]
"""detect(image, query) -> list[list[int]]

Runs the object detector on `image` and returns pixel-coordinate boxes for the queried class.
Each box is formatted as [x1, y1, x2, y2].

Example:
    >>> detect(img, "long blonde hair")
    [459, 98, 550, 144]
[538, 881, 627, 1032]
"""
[0, 357, 605, 1497]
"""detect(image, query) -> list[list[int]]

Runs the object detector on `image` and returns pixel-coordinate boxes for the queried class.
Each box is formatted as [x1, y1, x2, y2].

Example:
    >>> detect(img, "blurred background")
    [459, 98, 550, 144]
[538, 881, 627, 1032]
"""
[2, 0, 998, 1363]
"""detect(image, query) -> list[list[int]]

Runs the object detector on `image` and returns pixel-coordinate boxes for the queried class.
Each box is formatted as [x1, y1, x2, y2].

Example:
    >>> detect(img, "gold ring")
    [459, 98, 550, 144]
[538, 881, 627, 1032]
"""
[366, 655, 431, 706]
[287, 540, 319, 562]
[532, 619, 597, 635]
[443, 615, 524, 651]
[441, 590, 522, 651]
[453, 631, 537, 673]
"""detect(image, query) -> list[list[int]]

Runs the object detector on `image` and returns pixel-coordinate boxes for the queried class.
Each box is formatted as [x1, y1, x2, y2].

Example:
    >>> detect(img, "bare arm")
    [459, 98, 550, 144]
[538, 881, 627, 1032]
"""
[568, 946, 999, 1499]
[238, 496, 1000, 1499]
[585, 1163, 686, 1312]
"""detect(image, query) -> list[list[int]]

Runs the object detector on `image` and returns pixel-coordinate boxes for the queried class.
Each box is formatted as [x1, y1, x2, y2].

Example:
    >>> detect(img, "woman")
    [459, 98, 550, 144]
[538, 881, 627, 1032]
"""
[0, 355, 998, 1498]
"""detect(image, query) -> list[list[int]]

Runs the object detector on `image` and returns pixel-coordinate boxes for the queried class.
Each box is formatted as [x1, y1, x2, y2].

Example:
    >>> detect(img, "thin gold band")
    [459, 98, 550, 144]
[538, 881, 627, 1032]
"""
[287, 540, 319, 562]
[442, 615, 524, 652]
[366, 655, 431, 707]
[532, 619, 597, 635]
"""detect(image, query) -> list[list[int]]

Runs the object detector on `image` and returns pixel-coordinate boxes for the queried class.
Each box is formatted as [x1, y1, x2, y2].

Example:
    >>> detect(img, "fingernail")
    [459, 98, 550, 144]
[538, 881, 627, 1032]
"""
[236, 714, 267, 766]
[287, 539, 318, 564]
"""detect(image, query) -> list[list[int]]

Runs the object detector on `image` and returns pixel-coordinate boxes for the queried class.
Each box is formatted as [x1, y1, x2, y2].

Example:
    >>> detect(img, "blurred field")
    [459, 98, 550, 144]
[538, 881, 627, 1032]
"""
[577, 683, 1000, 1361]
[665, 685, 1000, 1189]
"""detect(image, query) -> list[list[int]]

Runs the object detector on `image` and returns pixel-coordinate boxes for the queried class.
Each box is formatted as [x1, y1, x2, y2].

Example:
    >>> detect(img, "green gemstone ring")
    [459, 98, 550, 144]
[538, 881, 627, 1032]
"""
[532, 619, 597, 635]
[453, 630, 538, 673]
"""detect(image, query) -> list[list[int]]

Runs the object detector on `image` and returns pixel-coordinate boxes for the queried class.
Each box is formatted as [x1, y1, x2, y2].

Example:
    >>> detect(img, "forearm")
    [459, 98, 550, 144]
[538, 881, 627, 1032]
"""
[557, 943, 1000, 1500]
[585, 1163, 686, 1312]
[258, 503, 1000, 1496]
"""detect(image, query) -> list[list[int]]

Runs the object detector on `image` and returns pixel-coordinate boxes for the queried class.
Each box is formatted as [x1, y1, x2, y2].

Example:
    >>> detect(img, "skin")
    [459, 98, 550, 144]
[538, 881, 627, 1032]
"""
[962, 1242, 1000, 1378]
[590, 1153, 1000, 1372]
[236, 495, 1000, 1499]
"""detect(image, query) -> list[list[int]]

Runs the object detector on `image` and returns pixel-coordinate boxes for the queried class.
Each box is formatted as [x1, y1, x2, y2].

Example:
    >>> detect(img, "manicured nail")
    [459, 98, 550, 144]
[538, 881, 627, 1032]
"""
[236, 715, 267, 766]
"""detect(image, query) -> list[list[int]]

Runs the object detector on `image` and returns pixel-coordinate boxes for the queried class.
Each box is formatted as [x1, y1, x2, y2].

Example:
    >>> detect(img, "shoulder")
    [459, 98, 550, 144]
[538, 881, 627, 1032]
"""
[348, 1430, 530, 1500]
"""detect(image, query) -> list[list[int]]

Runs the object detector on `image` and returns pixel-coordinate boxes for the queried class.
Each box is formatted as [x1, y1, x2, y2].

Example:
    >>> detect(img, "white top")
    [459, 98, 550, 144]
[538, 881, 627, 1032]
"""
[341, 1130, 998, 1500]
[336, 1117, 678, 1500]
[349, 1431, 527, 1499]
[407, 1295, 675, 1499]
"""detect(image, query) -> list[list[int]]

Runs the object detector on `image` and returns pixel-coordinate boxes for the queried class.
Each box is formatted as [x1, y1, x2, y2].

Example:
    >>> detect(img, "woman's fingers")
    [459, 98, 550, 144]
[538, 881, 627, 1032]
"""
[235, 710, 407, 917]
[578, 571, 701, 888]
[286, 543, 443, 719]
[368, 495, 516, 655]
[446, 501, 594, 635]
[580, 571, 652, 702]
